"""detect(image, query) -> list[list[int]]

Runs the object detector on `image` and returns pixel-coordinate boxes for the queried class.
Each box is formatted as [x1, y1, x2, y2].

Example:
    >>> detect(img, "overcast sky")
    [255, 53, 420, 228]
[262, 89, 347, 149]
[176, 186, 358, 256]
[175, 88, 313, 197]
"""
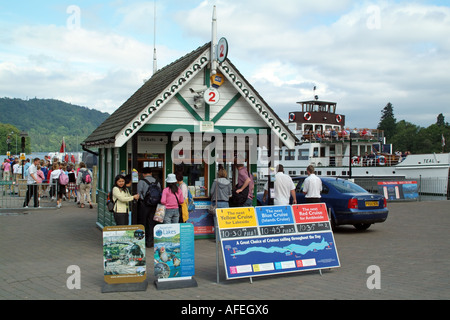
[1, 0, 449, 129]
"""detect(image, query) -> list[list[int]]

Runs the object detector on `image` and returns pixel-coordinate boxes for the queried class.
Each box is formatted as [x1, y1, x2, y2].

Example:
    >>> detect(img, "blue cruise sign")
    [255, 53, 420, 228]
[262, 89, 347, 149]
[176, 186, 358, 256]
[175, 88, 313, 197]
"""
[216, 204, 340, 280]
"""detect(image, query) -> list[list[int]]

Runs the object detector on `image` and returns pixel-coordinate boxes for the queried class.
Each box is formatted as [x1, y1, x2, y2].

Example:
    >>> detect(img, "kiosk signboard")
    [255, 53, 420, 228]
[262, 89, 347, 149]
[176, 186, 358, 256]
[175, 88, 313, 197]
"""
[154, 223, 195, 279]
[187, 200, 215, 237]
[378, 181, 419, 200]
[217, 204, 340, 280]
[103, 225, 147, 284]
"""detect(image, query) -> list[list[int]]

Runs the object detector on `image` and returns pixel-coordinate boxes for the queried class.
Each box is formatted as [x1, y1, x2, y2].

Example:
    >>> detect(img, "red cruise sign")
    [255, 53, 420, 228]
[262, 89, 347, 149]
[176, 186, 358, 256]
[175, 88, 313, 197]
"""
[292, 203, 329, 224]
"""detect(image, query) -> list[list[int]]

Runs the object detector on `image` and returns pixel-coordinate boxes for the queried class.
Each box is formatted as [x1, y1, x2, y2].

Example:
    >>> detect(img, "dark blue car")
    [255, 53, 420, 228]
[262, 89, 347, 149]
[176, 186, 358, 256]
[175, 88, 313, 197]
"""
[257, 176, 388, 230]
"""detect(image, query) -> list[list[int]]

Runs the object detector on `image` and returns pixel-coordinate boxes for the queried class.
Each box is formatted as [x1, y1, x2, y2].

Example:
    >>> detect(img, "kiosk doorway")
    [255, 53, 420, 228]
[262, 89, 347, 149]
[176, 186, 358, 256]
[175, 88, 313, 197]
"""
[128, 154, 165, 184]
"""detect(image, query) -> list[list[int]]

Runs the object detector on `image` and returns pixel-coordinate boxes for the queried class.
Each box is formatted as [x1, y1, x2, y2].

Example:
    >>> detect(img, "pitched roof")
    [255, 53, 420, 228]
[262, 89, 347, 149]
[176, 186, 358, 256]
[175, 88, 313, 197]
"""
[82, 42, 298, 148]
[83, 43, 211, 146]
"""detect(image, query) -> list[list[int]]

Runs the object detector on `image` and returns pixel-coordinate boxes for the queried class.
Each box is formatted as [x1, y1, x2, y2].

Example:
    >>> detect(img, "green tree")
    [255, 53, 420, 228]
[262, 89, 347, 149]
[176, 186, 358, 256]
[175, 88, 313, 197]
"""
[389, 115, 450, 154]
[378, 102, 397, 141]
[0, 124, 31, 155]
[0, 97, 109, 152]
[390, 120, 420, 153]
[436, 113, 445, 127]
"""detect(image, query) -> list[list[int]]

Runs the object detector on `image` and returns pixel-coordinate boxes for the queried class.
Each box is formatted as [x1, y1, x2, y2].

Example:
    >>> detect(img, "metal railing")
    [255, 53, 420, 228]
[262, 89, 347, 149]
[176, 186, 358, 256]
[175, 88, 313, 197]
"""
[256, 176, 449, 201]
[96, 190, 115, 229]
[0, 180, 61, 209]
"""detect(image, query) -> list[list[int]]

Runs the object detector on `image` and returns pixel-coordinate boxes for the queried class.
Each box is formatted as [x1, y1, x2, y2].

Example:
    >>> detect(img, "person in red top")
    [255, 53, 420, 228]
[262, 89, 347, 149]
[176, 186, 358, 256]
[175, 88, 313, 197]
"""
[235, 164, 254, 207]
[2, 159, 11, 181]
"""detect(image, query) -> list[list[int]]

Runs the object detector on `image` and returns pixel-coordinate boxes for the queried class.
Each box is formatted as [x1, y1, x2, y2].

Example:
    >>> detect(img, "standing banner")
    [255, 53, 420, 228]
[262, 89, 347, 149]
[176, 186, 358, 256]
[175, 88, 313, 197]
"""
[217, 204, 340, 280]
[378, 181, 419, 200]
[154, 223, 195, 279]
[103, 225, 147, 284]
[186, 200, 215, 238]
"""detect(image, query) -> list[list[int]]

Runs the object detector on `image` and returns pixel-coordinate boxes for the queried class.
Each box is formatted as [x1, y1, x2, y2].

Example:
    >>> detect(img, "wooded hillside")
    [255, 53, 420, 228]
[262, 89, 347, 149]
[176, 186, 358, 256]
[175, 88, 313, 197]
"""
[0, 97, 109, 153]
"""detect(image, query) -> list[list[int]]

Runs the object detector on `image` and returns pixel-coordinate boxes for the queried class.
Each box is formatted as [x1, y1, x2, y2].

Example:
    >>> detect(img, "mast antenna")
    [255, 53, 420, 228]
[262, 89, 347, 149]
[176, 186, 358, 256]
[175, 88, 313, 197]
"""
[314, 86, 319, 100]
[211, 5, 218, 75]
[153, 1, 158, 75]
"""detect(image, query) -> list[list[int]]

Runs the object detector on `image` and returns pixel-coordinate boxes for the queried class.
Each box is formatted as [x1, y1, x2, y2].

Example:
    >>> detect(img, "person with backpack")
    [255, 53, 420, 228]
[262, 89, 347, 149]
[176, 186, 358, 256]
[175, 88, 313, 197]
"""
[66, 164, 77, 202]
[112, 174, 140, 225]
[137, 167, 161, 247]
[76, 162, 94, 209]
[59, 163, 69, 200]
[49, 162, 64, 208]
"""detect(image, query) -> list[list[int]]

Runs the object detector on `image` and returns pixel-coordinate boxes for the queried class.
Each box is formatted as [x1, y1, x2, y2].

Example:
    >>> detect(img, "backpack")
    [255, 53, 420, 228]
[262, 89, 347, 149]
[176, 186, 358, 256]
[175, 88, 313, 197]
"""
[59, 172, 69, 185]
[68, 171, 76, 183]
[106, 190, 115, 213]
[142, 179, 161, 206]
[81, 170, 92, 184]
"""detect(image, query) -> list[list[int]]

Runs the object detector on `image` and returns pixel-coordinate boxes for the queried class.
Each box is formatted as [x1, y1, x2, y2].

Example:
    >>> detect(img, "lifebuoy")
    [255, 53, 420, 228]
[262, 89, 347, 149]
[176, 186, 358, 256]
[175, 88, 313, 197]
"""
[289, 113, 296, 121]
[351, 156, 360, 165]
[336, 114, 342, 123]
[378, 156, 386, 166]
[304, 112, 312, 121]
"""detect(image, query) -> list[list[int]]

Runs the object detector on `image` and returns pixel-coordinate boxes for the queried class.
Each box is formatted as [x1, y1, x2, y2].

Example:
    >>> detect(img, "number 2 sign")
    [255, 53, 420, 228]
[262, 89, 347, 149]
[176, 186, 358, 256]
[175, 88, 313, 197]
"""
[216, 37, 228, 64]
[203, 87, 220, 105]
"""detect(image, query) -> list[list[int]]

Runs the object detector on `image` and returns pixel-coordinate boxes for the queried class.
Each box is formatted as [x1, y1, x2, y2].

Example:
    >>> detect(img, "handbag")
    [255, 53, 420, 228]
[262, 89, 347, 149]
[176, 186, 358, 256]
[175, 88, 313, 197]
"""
[231, 184, 249, 207]
[154, 203, 166, 222]
[180, 200, 189, 222]
[107, 200, 116, 213]
[208, 181, 219, 214]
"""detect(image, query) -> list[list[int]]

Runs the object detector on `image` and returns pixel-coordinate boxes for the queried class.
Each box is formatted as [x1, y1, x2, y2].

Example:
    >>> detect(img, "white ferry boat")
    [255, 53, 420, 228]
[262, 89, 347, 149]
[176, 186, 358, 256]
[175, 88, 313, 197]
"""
[257, 98, 450, 196]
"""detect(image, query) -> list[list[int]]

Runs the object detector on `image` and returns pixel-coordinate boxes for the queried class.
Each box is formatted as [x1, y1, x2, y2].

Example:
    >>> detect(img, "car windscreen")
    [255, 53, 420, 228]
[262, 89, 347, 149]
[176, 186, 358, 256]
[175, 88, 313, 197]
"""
[326, 179, 368, 194]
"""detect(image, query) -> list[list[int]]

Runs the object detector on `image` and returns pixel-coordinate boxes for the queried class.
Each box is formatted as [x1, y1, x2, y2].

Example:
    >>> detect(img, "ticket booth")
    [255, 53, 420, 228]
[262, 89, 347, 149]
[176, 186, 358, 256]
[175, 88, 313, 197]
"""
[82, 42, 298, 235]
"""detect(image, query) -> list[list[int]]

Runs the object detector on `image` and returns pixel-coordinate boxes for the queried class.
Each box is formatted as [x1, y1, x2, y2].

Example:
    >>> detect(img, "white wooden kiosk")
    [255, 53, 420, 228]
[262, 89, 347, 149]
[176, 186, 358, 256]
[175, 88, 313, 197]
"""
[83, 42, 298, 234]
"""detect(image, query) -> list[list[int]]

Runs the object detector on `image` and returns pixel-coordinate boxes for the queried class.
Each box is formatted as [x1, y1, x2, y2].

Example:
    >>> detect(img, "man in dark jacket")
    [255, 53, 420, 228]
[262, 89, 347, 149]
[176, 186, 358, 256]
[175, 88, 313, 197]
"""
[137, 167, 161, 248]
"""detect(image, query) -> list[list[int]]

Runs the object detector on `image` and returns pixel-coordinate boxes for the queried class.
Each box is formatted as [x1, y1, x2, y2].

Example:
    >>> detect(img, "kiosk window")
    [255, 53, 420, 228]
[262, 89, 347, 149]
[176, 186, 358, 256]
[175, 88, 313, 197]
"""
[175, 163, 208, 198]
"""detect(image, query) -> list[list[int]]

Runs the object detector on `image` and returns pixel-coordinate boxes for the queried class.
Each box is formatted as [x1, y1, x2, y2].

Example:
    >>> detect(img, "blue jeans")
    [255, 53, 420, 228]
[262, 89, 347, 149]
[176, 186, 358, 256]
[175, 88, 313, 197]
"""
[164, 208, 179, 224]
[242, 198, 253, 207]
[212, 201, 229, 209]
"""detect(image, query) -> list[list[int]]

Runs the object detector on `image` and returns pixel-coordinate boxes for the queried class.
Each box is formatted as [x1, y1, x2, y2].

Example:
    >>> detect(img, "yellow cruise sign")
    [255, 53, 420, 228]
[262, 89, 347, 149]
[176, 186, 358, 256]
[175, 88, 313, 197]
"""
[216, 207, 257, 229]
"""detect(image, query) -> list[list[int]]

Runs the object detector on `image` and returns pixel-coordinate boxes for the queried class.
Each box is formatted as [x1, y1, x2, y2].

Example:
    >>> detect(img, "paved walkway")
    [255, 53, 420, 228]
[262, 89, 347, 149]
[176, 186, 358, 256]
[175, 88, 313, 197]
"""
[1, 199, 449, 301]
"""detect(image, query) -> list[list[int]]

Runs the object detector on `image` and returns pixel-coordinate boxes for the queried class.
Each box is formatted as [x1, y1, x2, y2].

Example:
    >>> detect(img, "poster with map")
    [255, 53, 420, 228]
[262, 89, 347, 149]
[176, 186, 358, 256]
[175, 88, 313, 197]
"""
[217, 204, 340, 280]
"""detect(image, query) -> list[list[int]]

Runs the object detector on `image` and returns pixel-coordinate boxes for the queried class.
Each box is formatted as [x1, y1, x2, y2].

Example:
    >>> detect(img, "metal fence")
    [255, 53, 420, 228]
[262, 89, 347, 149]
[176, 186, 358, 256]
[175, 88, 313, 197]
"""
[0, 180, 61, 210]
[256, 176, 450, 201]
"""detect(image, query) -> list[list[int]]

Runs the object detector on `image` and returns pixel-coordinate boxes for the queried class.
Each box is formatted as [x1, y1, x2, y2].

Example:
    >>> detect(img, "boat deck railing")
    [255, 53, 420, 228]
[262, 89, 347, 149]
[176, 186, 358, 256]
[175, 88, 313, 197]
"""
[300, 128, 384, 143]
[302, 154, 402, 167]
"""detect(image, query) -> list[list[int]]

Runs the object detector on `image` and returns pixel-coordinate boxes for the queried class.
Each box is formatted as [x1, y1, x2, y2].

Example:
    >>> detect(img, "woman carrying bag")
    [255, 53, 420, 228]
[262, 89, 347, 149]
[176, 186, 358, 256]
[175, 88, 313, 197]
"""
[160, 173, 184, 224]
[112, 174, 139, 225]
[210, 168, 232, 210]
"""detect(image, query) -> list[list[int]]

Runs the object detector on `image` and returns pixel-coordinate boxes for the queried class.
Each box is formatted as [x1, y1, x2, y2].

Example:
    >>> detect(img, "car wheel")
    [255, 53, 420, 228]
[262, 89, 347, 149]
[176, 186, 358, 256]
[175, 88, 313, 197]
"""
[353, 223, 371, 230]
